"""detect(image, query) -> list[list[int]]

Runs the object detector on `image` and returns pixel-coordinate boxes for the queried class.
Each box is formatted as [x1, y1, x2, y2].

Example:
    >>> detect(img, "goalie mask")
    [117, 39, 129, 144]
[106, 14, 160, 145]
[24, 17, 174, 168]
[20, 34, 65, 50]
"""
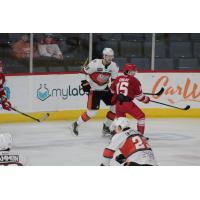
[0, 133, 12, 151]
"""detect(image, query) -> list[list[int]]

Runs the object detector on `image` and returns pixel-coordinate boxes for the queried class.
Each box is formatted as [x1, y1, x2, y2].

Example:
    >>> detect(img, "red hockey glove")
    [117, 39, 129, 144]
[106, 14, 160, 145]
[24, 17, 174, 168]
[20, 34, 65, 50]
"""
[2, 99, 11, 111]
[142, 96, 150, 104]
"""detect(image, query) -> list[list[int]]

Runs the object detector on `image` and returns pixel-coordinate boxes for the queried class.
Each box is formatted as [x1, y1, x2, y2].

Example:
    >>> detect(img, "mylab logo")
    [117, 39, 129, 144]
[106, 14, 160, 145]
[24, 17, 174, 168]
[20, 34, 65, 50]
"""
[37, 84, 86, 101]
[37, 84, 51, 101]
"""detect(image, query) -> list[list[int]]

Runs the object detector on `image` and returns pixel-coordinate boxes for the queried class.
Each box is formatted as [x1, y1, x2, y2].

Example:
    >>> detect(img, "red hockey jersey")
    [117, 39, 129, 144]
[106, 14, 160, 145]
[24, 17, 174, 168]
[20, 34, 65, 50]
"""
[110, 74, 145, 101]
[0, 73, 6, 97]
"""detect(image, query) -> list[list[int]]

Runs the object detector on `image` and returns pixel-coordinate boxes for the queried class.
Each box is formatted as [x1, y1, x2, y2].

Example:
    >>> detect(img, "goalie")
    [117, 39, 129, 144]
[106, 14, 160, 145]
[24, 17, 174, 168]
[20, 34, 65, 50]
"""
[100, 117, 157, 166]
[0, 60, 12, 111]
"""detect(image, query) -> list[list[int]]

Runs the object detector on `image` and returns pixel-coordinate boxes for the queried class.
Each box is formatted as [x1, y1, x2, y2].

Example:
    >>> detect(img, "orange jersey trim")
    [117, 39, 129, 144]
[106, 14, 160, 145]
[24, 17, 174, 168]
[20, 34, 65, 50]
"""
[103, 148, 115, 158]
[81, 112, 91, 122]
[87, 91, 93, 110]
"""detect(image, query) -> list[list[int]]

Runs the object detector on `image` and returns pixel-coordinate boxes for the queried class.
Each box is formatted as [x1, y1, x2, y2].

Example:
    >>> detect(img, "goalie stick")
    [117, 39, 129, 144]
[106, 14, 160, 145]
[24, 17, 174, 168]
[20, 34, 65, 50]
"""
[10, 107, 50, 122]
[150, 100, 190, 111]
[144, 87, 164, 96]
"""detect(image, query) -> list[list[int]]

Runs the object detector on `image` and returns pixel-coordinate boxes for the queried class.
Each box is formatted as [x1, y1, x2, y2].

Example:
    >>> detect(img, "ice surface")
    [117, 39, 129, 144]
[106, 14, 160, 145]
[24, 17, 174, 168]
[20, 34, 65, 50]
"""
[0, 118, 199, 166]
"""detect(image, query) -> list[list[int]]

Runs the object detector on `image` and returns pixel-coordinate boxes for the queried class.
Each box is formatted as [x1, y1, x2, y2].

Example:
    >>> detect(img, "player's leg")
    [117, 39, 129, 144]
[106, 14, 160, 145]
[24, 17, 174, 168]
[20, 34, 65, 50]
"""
[115, 103, 126, 118]
[126, 103, 145, 134]
[102, 90, 116, 135]
[70, 91, 100, 135]
[102, 105, 116, 135]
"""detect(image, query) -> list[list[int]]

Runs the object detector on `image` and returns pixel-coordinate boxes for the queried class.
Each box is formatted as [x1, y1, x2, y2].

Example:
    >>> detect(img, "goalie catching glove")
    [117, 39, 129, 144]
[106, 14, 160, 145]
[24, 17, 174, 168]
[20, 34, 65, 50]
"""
[81, 80, 91, 93]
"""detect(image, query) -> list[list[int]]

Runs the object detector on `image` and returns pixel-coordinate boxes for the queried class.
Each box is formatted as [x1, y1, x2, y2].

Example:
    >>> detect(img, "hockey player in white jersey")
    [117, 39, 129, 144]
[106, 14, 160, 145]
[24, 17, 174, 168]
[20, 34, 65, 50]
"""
[100, 117, 157, 166]
[0, 133, 26, 166]
[70, 48, 119, 136]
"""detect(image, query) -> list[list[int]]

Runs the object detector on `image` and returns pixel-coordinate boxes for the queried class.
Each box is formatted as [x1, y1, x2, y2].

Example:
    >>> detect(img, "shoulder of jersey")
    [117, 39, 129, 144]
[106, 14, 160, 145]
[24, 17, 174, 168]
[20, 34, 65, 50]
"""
[91, 59, 101, 64]
[130, 75, 140, 83]
[111, 61, 119, 68]
[0, 73, 5, 81]
[114, 75, 122, 81]
[111, 132, 122, 141]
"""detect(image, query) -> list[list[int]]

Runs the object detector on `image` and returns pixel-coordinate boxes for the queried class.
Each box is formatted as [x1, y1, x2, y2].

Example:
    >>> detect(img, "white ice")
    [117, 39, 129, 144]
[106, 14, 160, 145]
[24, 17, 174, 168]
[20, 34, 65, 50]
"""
[0, 118, 199, 166]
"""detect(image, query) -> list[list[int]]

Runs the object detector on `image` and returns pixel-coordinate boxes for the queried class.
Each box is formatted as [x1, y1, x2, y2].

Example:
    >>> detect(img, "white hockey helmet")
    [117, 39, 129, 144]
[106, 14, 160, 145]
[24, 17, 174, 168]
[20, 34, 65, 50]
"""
[102, 48, 114, 57]
[110, 117, 130, 132]
[0, 133, 12, 151]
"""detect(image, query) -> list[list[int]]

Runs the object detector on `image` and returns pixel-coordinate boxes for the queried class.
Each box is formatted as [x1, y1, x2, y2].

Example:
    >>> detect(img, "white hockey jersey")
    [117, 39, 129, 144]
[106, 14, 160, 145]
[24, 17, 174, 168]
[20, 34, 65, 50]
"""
[102, 129, 157, 166]
[82, 59, 119, 91]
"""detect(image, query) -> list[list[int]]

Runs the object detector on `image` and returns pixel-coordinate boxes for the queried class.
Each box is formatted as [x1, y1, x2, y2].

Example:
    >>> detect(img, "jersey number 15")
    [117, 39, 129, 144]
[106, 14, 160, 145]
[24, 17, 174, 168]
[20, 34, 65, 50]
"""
[116, 81, 129, 96]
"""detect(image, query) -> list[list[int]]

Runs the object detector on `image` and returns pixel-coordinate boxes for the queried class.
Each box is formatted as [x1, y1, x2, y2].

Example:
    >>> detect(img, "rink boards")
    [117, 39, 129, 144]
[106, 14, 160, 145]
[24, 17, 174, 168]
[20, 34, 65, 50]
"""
[0, 72, 200, 123]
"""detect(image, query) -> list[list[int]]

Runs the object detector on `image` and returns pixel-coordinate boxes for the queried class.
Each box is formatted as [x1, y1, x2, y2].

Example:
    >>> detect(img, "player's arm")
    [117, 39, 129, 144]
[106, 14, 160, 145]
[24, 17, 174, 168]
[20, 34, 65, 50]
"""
[101, 134, 126, 166]
[135, 80, 150, 104]
[0, 76, 11, 111]
[110, 79, 118, 105]
[110, 78, 117, 94]
[80, 61, 95, 92]
[111, 63, 119, 82]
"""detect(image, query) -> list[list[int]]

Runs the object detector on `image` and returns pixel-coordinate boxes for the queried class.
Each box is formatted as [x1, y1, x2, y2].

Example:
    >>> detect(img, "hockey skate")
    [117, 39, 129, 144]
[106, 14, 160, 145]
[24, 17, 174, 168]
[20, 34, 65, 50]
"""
[70, 121, 79, 136]
[102, 124, 112, 136]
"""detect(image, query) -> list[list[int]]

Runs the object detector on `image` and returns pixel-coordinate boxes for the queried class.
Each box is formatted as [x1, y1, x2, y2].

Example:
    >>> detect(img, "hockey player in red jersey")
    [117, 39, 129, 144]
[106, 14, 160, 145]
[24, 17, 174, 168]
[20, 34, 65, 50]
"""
[70, 48, 119, 136]
[0, 60, 11, 111]
[110, 63, 150, 135]
[101, 117, 157, 166]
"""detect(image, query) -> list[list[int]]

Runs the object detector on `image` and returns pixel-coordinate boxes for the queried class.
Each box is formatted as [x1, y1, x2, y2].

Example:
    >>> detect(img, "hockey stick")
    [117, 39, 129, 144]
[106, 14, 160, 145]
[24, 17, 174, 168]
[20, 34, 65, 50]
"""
[0, 96, 50, 122]
[10, 107, 50, 122]
[144, 87, 164, 96]
[150, 100, 190, 110]
[80, 57, 89, 71]
[83, 57, 89, 66]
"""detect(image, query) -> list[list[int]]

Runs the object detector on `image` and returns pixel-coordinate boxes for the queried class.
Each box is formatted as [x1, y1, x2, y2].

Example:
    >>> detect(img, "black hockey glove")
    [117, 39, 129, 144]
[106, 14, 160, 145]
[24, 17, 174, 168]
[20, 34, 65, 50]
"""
[115, 154, 126, 164]
[117, 94, 132, 105]
[81, 80, 91, 93]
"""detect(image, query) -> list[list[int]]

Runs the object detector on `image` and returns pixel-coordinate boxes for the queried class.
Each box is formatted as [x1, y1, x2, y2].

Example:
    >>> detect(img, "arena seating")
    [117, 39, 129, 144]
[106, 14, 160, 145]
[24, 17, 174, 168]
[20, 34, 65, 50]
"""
[1, 33, 200, 73]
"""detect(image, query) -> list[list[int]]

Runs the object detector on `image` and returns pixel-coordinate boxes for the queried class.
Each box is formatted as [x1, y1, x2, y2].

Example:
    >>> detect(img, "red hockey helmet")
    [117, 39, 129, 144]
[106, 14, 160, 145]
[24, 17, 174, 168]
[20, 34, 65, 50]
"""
[123, 63, 137, 73]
